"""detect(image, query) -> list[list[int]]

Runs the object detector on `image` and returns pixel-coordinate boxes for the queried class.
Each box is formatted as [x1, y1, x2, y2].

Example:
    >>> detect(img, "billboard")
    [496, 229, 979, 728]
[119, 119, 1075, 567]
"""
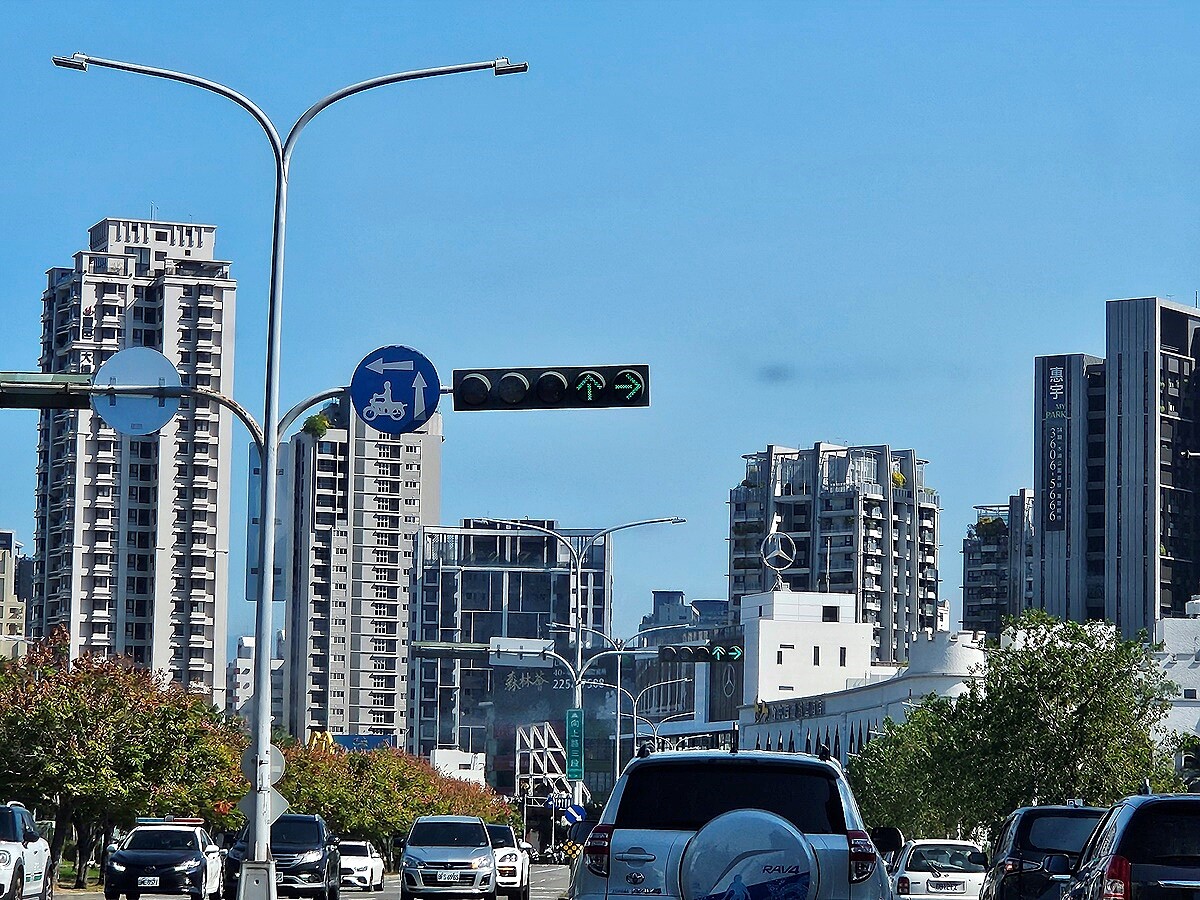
[1043, 357, 1068, 532]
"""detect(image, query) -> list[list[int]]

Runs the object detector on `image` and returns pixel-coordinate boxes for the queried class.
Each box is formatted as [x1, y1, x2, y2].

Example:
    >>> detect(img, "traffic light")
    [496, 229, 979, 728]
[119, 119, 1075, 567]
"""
[657, 641, 744, 663]
[452, 365, 650, 411]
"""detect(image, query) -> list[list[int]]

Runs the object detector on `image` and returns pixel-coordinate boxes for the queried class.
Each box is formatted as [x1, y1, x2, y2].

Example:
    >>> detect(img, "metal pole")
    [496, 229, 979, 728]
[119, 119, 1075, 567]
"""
[614, 649, 622, 785]
[53, 51, 528, 873]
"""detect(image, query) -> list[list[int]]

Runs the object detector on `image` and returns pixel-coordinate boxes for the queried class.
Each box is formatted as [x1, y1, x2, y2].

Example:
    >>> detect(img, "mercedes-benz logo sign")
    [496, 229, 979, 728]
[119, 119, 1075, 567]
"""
[722, 664, 737, 698]
[760, 531, 797, 571]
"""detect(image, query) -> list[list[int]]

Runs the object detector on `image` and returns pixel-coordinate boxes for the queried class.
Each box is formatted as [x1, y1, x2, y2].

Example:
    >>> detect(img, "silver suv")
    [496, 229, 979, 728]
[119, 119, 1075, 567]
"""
[400, 816, 496, 900]
[573, 751, 894, 900]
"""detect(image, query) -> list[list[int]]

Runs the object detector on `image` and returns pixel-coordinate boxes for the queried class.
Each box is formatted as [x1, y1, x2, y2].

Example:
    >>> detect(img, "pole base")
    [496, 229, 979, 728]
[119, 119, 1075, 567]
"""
[236, 862, 278, 900]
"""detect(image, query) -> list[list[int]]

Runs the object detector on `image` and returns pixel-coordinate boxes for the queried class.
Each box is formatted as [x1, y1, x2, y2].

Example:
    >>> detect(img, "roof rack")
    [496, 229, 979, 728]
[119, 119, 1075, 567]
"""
[135, 817, 205, 825]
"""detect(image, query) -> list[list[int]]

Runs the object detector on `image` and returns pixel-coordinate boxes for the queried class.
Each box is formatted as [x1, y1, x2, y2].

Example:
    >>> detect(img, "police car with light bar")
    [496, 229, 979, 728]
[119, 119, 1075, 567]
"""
[104, 818, 223, 900]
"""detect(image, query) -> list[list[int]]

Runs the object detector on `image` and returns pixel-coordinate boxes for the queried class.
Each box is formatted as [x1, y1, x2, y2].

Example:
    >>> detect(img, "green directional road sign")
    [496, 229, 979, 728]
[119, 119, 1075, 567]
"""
[565, 707, 584, 781]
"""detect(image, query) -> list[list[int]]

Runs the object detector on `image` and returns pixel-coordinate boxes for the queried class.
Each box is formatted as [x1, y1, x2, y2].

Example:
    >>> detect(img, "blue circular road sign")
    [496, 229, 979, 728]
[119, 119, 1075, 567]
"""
[350, 345, 440, 435]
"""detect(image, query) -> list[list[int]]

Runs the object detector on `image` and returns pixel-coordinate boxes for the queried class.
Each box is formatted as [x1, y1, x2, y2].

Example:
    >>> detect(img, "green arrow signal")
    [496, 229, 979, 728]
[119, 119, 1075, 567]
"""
[711, 646, 725, 660]
[729, 646, 743, 661]
[575, 372, 604, 402]
[615, 371, 644, 400]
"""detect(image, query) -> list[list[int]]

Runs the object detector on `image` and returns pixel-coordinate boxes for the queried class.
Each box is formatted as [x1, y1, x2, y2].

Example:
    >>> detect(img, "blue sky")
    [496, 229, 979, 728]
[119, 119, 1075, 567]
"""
[3, 2, 1200, 643]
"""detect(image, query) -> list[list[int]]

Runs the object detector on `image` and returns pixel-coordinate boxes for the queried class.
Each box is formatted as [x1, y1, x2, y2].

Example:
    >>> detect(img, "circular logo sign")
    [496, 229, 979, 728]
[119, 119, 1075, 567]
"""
[760, 531, 797, 571]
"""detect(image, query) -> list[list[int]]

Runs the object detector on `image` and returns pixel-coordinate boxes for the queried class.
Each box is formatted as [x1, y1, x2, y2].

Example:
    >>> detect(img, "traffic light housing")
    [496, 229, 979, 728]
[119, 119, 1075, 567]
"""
[452, 365, 650, 411]
[658, 641, 744, 663]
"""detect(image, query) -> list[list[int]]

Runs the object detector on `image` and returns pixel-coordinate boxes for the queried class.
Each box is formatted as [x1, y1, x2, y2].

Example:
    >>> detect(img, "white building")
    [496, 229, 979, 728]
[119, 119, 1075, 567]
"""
[730, 442, 945, 663]
[0, 531, 25, 658]
[225, 632, 285, 726]
[430, 749, 487, 785]
[274, 395, 441, 743]
[31, 218, 236, 701]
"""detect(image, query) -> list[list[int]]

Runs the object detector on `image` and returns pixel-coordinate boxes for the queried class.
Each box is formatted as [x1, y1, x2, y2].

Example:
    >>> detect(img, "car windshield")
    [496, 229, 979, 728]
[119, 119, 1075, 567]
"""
[614, 761, 846, 834]
[271, 819, 321, 845]
[487, 826, 516, 848]
[1121, 802, 1200, 865]
[341, 843, 369, 857]
[126, 829, 198, 851]
[906, 845, 984, 873]
[409, 821, 488, 848]
[0, 809, 20, 843]
[1022, 812, 1103, 855]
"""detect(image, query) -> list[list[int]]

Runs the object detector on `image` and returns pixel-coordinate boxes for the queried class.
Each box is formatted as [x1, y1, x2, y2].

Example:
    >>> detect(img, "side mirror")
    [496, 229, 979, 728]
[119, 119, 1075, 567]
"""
[205, 844, 219, 855]
[1044, 855, 1072, 878]
[219, 849, 229, 859]
[870, 826, 905, 856]
[23, 830, 39, 846]
[519, 842, 532, 852]
[106, 843, 119, 855]
[328, 835, 340, 846]
[968, 851, 988, 867]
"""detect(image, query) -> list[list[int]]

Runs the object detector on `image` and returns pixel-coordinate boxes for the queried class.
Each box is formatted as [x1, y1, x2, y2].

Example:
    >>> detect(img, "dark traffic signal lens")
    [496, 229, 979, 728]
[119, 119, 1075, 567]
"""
[497, 372, 530, 404]
[535, 371, 569, 404]
[457, 373, 491, 407]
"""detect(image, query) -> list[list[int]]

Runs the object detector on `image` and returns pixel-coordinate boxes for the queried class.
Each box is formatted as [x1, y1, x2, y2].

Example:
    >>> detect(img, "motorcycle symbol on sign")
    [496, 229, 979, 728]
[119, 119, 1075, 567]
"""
[360, 381, 408, 423]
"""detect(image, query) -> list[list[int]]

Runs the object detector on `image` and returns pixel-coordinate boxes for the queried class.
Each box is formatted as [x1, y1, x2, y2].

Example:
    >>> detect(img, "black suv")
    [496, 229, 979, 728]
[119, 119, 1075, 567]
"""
[979, 804, 1106, 900]
[1048, 794, 1200, 900]
[224, 815, 341, 900]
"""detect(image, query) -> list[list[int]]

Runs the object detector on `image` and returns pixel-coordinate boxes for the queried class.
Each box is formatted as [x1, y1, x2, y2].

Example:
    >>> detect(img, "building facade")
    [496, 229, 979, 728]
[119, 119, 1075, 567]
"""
[1035, 297, 1200, 637]
[274, 395, 442, 743]
[962, 490, 1035, 641]
[411, 520, 613, 797]
[31, 219, 235, 700]
[729, 442, 944, 662]
[225, 631, 285, 726]
[0, 531, 25, 658]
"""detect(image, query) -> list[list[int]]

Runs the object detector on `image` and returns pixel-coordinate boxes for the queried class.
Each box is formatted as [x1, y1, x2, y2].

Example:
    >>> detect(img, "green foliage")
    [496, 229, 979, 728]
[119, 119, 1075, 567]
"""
[277, 744, 512, 866]
[0, 630, 248, 879]
[848, 611, 1183, 841]
[302, 413, 330, 438]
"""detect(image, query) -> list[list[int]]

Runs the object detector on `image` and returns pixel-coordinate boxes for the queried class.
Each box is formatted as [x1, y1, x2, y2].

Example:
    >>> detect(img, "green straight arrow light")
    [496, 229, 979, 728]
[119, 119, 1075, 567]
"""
[575, 371, 604, 402]
[711, 646, 725, 660]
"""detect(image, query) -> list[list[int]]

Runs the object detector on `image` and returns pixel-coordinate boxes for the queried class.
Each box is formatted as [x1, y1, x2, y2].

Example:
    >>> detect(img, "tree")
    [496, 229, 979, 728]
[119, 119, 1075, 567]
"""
[302, 413, 330, 438]
[848, 611, 1183, 841]
[0, 632, 247, 885]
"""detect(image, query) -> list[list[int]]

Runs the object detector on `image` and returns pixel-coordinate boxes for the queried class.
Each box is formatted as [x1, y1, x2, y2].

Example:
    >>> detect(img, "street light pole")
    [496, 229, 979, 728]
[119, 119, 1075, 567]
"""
[480, 517, 685, 804]
[53, 51, 528, 872]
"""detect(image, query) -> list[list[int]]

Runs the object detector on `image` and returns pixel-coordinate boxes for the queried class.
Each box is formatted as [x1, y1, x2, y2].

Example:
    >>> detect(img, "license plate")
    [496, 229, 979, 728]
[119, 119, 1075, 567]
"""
[928, 882, 964, 892]
[137, 877, 160, 888]
[437, 872, 460, 883]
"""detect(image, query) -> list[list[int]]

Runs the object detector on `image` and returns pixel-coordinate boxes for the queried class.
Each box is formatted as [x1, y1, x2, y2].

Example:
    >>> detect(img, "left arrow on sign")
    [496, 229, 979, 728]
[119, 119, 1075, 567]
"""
[366, 358, 415, 375]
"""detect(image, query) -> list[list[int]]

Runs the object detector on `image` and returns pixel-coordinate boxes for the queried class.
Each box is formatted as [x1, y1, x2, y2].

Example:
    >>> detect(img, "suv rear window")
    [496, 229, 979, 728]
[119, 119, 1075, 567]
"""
[1120, 801, 1200, 865]
[614, 761, 846, 834]
[1019, 812, 1103, 855]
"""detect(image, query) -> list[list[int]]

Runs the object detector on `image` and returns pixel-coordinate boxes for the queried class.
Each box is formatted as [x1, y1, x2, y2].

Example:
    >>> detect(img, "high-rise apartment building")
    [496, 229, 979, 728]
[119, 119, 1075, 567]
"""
[729, 443, 944, 663]
[411, 520, 612, 796]
[225, 632, 285, 725]
[0, 531, 25, 658]
[1035, 297, 1200, 636]
[275, 396, 441, 743]
[31, 219, 235, 699]
[961, 490, 1035, 641]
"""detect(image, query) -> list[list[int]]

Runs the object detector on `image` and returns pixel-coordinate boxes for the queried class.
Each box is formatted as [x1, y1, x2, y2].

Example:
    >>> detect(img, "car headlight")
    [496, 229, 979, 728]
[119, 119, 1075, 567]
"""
[294, 850, 324, 865]
[498, 852, 519, 864]
[0, 850, 10, 867]
[109, 861, 127, 873]
[174, 859, 203, 873]
[402, 856, 426, 870]
[471, 856, 494, 870]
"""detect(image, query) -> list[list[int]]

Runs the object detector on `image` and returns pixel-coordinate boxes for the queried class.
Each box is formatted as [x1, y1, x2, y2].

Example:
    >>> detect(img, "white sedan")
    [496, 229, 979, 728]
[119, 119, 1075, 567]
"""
[339, 841, 385, 892]
[486, 825, 530, 900]
[891, 839, 987, 900]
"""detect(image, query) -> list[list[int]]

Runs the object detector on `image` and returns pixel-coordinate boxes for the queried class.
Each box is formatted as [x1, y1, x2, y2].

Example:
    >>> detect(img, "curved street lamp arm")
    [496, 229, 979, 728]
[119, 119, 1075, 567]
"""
[548, 621, 616, 649]
[578, 647, 657, 681]
[84, 383, 265, 455]
[477, 518, 580, 566]
[277, 386, 349, 440]
[627, 622, 692, 646]
[635, 676, 693, 710]
[52, 53, 282, 161]
[580, 516, 687, 556]
[283, 59, 519, 163]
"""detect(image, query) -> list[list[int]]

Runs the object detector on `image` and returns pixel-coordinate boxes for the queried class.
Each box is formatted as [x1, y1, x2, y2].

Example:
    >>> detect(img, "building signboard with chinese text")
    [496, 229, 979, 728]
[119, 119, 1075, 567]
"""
[1043, 356, 1068, 532]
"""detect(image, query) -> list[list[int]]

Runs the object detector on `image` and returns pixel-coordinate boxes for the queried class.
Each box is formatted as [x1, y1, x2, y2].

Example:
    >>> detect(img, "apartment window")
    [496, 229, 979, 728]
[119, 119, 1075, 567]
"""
[813, 646, 820, 666]
[840, 647, 847, 667]
[822, 606, 839, 622]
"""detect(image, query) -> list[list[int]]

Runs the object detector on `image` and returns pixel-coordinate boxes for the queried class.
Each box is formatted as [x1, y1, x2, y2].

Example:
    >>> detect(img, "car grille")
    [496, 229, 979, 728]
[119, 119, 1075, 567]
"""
[499, 867, 517, 878]
[274, 853, 310, 867]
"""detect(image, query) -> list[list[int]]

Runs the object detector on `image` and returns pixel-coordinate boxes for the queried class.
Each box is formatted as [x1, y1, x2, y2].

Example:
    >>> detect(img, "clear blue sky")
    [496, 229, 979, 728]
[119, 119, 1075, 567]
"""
[3, 2, 1200, 644]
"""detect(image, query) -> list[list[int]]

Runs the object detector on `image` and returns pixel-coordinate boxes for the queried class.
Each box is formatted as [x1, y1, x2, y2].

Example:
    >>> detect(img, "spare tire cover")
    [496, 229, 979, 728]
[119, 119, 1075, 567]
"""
[679, 809, 817, 900]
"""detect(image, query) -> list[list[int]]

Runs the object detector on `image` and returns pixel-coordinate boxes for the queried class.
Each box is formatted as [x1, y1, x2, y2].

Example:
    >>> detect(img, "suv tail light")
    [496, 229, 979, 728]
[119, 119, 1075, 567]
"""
[848, 829, 878, 883]
[1103, 856, 1131, 900]
[1003, 858, 1040, 874]
[897, 876, 911, 895]
[583, 824, 614, 878]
